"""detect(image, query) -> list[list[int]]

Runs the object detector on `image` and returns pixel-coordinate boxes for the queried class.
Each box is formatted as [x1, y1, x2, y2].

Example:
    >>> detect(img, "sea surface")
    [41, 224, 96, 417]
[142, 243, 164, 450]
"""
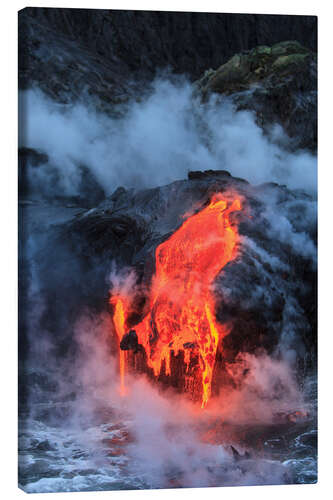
[18, 378, 317, 493]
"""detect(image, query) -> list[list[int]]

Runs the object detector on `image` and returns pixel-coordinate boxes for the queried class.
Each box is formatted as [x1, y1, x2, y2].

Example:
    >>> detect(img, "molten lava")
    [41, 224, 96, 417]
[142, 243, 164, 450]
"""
[111, 195, 242, 407]
[110, 295, 127, 396]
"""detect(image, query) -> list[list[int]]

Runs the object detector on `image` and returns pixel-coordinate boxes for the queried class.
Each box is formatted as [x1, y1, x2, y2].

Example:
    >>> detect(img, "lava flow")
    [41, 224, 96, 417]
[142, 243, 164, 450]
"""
[111, 195, 242, 407]
[109, 295, 128, 396]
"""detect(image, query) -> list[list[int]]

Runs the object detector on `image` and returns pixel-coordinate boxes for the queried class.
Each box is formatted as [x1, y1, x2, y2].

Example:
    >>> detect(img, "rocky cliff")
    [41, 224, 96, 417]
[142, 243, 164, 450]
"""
[19, 8, 317, 105]
[195, 41, 317, 151]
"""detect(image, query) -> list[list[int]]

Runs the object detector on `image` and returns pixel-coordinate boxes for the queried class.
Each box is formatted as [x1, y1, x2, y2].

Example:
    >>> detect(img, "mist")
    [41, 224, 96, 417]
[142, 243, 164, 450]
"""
[19, 78, 317, 201]
[53, 309, 302, 490]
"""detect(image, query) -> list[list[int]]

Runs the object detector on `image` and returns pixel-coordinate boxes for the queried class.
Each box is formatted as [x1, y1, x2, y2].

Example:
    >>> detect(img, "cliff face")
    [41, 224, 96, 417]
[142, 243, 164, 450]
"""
[195, 41, 317, 151]
[19, 8, 317, 102]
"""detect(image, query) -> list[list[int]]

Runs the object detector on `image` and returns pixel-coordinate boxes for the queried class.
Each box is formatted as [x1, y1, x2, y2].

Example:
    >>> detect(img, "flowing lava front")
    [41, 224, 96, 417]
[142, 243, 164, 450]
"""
[111, 195, 242, 407]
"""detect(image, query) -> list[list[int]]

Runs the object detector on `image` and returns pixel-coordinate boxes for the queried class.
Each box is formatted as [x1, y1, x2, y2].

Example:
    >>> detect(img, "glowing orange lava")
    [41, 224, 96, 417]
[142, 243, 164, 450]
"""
[111, 195, 242, 407]
[110, 296, 127, 396]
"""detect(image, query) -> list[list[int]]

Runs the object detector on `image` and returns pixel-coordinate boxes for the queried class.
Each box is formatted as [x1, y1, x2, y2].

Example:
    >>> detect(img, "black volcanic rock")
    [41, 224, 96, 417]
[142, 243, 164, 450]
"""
[120, 330, 139, 352]
[18, 147, 105, 207]
[196, 41, 317, 151]
[19, 8, 317, 105]
[188, 170, 232, 180]
[18, 148, 49, 198]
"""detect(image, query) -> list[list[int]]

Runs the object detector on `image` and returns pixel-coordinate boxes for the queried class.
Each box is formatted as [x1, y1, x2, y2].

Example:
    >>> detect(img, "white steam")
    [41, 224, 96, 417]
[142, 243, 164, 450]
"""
[19, 78, 317, 198]
[67, 311, 299, 488]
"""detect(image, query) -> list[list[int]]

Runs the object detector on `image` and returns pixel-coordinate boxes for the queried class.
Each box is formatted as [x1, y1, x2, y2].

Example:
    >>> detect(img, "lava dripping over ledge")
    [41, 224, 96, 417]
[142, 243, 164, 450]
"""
[110, 194, 243, 407]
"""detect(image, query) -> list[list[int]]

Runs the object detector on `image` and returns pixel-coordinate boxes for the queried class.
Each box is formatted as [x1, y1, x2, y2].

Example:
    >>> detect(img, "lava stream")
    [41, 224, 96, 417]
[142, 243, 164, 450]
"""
[110, 296, 127, 396]
[111, 195, 242, 407]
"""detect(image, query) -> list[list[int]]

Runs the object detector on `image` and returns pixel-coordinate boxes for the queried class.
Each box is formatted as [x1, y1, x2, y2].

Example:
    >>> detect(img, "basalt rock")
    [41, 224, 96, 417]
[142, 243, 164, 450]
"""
[18, 147, 105, 207]
[120, 330, 140, 352]
[188, 170, 232, 180]
[196, 41, 317, 151]
[18, 148, 49, 198]
[19, 8, 316, 108]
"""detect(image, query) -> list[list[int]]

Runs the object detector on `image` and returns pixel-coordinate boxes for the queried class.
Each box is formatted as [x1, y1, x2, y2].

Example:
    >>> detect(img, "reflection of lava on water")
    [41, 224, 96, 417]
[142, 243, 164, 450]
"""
[110, 194, 242, 407]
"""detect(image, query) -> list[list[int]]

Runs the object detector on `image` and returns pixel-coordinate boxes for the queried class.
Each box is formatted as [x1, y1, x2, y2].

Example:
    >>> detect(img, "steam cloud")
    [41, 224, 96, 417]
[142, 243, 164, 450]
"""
[64, 310, 300, 489]
[19, 78, 317, 200]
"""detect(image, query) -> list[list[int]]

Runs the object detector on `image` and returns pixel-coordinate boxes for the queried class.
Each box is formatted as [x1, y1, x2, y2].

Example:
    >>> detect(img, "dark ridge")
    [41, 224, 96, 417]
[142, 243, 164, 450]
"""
[19, 8, 317, 90]
[188, 170, 232, 180]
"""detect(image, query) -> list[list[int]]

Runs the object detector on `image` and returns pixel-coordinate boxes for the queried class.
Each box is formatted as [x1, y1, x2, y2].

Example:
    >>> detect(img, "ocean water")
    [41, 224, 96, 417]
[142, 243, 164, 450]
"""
[18, 379, 317, 493]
